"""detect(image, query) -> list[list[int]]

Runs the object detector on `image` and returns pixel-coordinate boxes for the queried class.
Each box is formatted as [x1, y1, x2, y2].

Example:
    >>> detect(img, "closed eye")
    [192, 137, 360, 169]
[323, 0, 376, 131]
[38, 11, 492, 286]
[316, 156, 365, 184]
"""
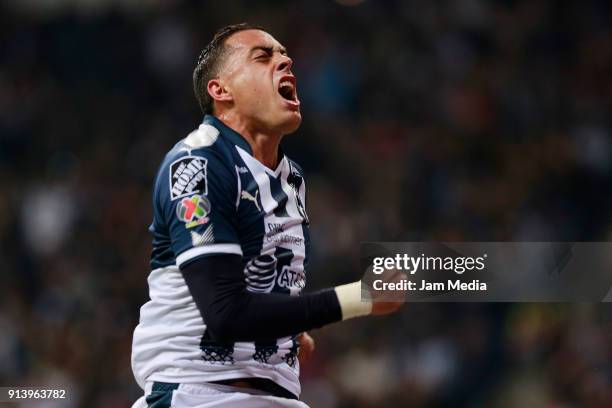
[251, 46, 273, 60]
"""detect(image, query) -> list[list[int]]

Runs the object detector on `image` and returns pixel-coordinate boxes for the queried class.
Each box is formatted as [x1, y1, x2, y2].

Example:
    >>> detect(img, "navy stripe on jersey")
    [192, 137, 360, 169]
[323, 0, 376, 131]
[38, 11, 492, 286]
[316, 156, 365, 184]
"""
[268, 173, 290, 218]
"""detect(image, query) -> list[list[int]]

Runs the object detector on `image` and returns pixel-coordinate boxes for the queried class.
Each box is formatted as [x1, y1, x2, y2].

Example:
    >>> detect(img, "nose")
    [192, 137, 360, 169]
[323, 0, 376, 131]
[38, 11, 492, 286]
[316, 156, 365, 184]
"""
[277, 54, 293, 72]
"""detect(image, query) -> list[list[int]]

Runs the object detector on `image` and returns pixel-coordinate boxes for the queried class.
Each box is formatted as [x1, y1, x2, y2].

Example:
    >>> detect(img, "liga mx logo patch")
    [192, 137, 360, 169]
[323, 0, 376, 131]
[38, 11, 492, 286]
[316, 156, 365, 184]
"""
[169, 156, 207, 200]
[176, 194, 211, 228]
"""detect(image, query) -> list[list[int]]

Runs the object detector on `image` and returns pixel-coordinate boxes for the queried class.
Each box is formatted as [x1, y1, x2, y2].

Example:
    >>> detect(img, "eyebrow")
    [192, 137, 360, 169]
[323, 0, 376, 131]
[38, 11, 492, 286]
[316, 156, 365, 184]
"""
[249, 45, 288, 57]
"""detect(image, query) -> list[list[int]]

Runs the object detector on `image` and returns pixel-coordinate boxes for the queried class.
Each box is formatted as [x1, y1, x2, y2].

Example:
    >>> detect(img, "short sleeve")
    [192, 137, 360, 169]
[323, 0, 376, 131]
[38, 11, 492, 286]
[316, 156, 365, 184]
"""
[156, 150, 242, 269]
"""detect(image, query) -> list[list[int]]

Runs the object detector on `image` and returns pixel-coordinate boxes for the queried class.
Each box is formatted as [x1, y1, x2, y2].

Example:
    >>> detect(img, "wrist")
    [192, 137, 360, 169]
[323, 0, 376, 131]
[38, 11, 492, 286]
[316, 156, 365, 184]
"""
[333, 281, 372, 320]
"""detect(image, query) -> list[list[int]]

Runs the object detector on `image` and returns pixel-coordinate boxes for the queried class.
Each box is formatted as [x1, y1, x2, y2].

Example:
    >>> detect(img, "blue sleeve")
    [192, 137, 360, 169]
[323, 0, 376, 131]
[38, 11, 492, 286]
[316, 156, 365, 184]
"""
[155, 148, 242, 269]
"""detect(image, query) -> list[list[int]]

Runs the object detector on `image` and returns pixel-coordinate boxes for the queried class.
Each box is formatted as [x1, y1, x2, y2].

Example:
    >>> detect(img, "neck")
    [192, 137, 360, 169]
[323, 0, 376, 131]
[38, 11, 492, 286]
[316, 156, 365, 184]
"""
[217, 111, 282, 169]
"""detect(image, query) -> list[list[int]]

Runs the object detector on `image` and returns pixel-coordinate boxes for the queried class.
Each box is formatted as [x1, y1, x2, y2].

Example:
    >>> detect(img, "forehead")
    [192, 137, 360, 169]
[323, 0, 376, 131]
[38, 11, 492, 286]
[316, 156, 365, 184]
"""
[225, 29, 284, 54]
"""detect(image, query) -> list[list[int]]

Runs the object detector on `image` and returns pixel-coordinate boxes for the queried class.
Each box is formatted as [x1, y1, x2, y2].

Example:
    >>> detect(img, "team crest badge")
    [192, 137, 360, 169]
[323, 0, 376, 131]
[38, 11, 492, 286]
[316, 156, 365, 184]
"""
[169, 156, 208, 200]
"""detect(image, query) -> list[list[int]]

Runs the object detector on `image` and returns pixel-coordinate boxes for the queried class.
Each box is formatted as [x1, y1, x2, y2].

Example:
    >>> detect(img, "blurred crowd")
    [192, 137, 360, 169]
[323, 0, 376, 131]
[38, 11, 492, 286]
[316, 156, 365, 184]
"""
[1, 0, 611, 406]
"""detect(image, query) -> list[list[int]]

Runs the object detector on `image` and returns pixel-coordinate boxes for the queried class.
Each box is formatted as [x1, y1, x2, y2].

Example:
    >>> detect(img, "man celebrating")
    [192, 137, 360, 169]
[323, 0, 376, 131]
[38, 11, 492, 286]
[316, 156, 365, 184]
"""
[131, 23, 402, 407]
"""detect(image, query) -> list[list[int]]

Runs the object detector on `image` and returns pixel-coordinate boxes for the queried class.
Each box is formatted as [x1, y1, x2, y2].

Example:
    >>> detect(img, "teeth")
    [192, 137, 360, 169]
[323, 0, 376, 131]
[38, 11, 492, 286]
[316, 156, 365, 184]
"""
[279, 79, 296, 101]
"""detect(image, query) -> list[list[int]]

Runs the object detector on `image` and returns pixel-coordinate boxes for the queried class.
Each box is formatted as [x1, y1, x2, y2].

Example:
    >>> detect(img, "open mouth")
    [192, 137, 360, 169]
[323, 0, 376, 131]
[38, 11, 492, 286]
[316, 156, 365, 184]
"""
[278, 78, 298, 103]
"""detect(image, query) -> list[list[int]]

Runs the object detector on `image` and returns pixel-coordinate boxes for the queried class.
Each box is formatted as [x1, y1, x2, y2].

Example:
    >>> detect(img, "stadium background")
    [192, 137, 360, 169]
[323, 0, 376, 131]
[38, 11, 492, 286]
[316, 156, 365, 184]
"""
[1, 0, 611, 406]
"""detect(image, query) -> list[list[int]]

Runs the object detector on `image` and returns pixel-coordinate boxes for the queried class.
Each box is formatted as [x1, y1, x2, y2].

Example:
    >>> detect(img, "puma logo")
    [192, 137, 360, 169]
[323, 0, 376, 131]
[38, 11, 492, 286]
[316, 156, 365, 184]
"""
[241, 190, 261, 212]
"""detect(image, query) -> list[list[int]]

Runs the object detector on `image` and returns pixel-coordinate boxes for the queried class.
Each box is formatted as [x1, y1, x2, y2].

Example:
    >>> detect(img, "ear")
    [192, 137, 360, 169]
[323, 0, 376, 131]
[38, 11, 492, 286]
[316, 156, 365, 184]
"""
[207, 78, 233, 104]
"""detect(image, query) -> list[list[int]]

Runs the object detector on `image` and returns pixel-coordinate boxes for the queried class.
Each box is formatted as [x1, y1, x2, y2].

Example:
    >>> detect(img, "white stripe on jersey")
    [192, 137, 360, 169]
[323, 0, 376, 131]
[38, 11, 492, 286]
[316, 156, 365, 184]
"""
[176, 243, 243, 268]
[234, 166, 242, 210]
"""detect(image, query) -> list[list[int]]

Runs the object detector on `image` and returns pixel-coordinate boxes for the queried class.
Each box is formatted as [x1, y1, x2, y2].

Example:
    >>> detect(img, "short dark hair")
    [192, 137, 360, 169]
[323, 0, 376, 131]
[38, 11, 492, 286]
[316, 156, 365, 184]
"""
[193, 23, 263, 115]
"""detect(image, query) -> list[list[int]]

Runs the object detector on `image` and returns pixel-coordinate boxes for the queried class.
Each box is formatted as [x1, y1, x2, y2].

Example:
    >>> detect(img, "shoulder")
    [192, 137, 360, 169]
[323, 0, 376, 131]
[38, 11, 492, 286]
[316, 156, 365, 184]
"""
[154, 124, 237, 202]
[164, 123, 235, 169]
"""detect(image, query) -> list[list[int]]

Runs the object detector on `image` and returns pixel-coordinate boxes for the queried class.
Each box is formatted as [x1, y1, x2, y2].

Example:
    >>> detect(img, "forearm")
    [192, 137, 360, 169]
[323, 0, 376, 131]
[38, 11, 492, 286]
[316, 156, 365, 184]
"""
[217, 288, 341, 341]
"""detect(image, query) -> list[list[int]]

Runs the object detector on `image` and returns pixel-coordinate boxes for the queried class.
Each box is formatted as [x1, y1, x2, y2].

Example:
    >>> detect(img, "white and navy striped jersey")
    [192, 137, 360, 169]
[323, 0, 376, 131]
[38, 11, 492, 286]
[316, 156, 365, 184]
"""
[131, 115, 310, 397]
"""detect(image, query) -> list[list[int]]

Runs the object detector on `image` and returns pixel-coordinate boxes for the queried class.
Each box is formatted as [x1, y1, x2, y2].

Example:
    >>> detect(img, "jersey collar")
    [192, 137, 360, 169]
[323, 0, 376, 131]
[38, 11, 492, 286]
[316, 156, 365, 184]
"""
[203, 115, 287, 173]
[203, 115, 253, 155]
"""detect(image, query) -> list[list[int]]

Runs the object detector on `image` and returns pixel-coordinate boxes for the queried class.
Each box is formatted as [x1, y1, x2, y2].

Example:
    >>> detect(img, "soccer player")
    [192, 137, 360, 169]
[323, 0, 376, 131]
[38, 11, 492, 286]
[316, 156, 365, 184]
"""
[131, 23, 402, 407]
